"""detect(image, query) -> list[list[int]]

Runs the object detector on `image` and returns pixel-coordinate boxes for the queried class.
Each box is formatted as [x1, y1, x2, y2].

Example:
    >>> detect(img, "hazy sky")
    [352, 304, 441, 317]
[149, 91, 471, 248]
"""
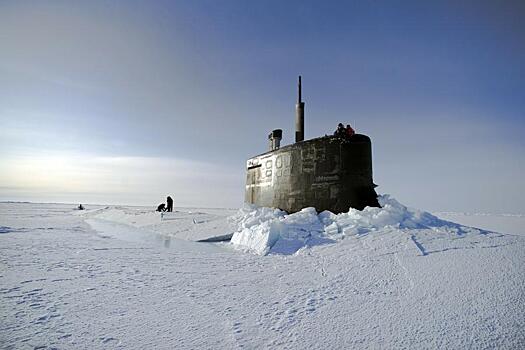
[1, 0, 524, 213]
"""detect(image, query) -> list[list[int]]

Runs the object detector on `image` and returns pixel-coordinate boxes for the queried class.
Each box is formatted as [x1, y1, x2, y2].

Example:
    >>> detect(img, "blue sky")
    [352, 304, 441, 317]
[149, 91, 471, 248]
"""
[1, 0, 524, 212]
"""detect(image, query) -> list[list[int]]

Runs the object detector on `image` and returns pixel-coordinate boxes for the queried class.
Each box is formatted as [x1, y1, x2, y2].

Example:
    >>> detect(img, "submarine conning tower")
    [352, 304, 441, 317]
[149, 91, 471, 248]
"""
[245, 76, 380, 213]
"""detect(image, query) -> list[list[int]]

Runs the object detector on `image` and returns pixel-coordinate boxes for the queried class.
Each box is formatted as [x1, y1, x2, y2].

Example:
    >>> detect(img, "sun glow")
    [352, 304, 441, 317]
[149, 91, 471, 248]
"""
[0, 153, 242, 206]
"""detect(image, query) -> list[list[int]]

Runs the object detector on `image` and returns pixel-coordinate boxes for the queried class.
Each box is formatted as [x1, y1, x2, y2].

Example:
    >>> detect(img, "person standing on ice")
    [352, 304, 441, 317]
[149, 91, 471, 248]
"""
[166, 196, 173, 212]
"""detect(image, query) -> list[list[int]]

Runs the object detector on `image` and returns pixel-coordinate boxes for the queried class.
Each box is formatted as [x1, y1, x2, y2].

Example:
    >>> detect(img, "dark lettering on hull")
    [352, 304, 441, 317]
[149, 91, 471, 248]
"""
[245, 135, 380, 213]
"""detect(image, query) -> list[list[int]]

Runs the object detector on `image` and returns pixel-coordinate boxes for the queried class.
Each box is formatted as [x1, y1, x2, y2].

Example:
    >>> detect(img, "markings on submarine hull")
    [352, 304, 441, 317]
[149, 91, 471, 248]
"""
[315, 175, 339, 182]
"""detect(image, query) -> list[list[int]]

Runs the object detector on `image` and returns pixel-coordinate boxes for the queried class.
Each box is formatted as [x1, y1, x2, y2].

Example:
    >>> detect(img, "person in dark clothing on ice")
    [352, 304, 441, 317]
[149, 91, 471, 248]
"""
[156, 203, 166, 212]
[166, 196, 173, 212]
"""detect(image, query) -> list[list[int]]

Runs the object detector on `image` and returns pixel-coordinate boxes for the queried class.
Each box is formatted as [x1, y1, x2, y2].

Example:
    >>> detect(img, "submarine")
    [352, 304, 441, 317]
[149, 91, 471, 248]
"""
[245, 76, 380, 213]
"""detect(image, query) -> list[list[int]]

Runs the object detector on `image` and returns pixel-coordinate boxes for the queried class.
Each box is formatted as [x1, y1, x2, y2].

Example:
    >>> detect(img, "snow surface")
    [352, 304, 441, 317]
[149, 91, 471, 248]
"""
[434, 211, 525, 237]
[1, 199, 524, 349]
[80, 205, 237, 242]
[229, 195, 491, 256]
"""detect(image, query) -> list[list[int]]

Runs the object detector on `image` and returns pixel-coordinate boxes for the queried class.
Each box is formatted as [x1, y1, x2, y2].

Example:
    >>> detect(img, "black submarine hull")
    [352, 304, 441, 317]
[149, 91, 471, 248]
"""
[245, 134, 380, 213]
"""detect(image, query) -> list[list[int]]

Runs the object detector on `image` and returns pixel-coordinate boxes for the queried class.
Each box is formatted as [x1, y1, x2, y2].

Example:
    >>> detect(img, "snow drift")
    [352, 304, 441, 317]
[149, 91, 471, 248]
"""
[229, 195, 482, 255]
[76, 195, 486, 256]
[82, 206, 236, 242]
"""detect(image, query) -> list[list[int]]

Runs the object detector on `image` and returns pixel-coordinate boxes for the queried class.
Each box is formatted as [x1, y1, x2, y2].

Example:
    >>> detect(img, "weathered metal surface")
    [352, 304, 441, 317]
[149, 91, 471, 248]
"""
[245, 134, 380, 213]
[295, 102, 304, 143]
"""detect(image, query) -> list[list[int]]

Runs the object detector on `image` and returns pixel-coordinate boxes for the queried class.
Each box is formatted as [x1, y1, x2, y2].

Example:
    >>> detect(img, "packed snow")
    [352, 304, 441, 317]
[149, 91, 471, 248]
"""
[1, 197, 524, 349]
[228, 195, 487, 256]
[81, 206, 236, 242]
[434, 211, 525, 237]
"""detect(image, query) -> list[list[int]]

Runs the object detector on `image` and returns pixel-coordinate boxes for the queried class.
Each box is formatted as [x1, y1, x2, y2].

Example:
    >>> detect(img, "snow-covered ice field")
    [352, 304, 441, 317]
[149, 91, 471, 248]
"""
[1, 198, 524, 349]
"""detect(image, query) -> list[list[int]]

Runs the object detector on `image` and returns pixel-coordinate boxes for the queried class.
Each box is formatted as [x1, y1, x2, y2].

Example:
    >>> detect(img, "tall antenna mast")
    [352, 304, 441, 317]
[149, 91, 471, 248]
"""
[298, 76, 302, 103]
[295, 75, 305, 142]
